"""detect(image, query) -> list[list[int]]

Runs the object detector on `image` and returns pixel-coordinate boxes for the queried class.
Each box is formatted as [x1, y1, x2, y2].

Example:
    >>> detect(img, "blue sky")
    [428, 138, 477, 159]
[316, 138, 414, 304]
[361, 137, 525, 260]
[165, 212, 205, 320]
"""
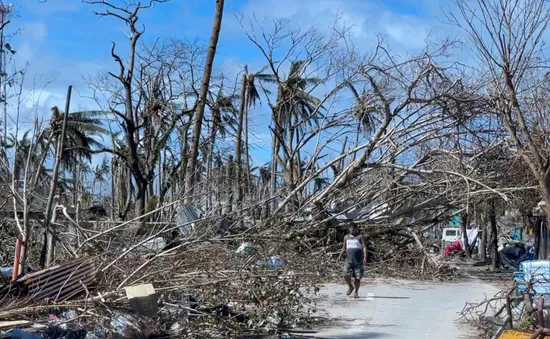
[8, 0, 457, 168]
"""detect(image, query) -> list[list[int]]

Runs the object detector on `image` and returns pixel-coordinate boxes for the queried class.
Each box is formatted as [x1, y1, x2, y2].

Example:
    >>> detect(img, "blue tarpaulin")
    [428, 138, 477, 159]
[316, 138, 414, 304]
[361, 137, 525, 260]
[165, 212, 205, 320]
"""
[448, 209, 460, 227]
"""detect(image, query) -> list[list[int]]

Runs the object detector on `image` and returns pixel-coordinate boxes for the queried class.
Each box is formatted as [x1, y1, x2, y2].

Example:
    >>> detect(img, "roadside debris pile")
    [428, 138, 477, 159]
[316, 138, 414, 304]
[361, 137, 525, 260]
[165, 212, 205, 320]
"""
[0, 216, 335, 338]
[460, 260, 550, 338]
[280, 213, 459, 282]
[366, 231, 457, 281]
[0, 201, 466, 337]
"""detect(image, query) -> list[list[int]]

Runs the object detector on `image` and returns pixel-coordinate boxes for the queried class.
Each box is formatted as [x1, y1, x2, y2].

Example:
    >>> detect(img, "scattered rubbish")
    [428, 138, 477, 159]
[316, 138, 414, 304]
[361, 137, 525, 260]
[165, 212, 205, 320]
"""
[328, 200, 344, 213]
[46, 310, 78, 331]
[266, 256, 284, 268]
[124, 283, 158, 317]
[62, 310, 77, 321]
[170, 322, 183, 335]
[88, 205, 108, 218]
[48, 314, 65, 330]
[134, 237, 166, 257]
[175, 204, 201, 236]
[0, 194, 421, 338]
[280, 270, 295, 280]
[0, 267, 13, 279]
[236, 242, 255, 255]
[0, 257, 97, 305]
[110, 314, 139, 336]
[499, 242, 533, 270]
[84, 328, 104, 338]
[218, 218, 232, 232]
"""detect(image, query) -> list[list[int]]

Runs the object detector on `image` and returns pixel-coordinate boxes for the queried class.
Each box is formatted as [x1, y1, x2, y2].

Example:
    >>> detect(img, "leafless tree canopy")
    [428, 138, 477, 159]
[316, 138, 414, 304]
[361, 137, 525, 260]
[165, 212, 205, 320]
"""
[0, 0, 548, 336]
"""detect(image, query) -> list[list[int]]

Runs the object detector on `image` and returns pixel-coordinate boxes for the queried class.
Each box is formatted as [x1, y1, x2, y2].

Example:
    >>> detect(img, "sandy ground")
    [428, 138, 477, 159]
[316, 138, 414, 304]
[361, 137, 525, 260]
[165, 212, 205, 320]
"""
[307, 278, 500, 339]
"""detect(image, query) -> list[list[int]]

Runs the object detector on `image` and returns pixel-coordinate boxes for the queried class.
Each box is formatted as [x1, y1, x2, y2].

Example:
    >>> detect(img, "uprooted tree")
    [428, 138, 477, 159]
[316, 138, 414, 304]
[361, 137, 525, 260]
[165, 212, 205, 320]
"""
[0, 0, 548, 335]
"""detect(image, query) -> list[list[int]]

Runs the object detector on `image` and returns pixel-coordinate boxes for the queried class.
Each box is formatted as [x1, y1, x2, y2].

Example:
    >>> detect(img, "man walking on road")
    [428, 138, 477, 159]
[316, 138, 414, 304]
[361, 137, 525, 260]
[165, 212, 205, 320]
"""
[338, 223, 367, 298]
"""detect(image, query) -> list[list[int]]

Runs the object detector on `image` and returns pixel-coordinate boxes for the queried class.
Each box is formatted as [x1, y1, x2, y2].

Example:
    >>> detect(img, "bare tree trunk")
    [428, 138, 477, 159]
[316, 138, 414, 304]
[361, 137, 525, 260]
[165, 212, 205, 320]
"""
[124, 30, 147, 218]
[235, 71, 247, 207]
[73, 162, 79, 206]
[244, 94, 252, 197]
[490, 200, 499, 270]
[46, 196, 59, 267]
[76, 199, 81, 224]
[226, 154, 234, 214]
[180, 125, 190, 194]
[294, 127, 302, 203]
[286, 126, 296, 212]
[111, 155, 116, 220]
[215, 161, 222, 213]
[39, 86, 71, 268]
[158, 150, 163, 197]
[206, 126, 216, 211]
[120, 175, 133, 220]
[185, 0, 225, 202]
[460, 212, 471, 259]
[118, 166, 126, 218]
[147, 176, 154, 199]
[479, 212, 487, 262]
[543, 210, 550, 259]
[135, 180, 147, 218]
[269, 132, 279, 213]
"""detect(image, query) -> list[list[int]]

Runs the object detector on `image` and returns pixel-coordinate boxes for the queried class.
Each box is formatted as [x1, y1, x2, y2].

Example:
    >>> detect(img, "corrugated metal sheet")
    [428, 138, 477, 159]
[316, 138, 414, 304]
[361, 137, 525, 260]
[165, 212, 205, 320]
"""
[18, 257, 97, 302]
[175, 204, 201, 235]
[2, 257, 98, 304]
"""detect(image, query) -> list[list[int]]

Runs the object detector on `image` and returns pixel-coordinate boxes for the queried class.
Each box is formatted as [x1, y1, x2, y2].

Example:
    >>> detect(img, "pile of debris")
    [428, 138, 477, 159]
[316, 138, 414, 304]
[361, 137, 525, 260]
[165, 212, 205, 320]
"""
[0, 202, 464, 338]
[0, 223, 332, 337]
[365, 234, 457, 281]
[459, 258, 550, 338]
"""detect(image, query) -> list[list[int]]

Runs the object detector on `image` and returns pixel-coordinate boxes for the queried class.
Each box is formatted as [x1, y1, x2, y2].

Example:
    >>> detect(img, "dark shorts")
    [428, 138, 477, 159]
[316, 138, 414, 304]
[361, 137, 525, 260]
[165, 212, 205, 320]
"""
[343, 262, 364, 279]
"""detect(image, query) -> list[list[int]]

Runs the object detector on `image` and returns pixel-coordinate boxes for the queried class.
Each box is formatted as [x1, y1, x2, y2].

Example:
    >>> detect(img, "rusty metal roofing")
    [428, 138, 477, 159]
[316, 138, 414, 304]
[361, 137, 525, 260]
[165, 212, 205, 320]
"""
[17, 257, 97, 302]
[0, 257, 98, 307]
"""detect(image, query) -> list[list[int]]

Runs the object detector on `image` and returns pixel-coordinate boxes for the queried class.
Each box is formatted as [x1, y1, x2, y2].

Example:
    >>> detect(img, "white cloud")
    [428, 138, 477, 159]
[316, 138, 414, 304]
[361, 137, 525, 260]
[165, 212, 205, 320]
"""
[229, 0, 450, 52]
[21, 21, 47, 42]
[8, 25, 111, 120]
[381, 15, 433, 49]
[7, 21, 47, 63]
[15, 42, 33, 63]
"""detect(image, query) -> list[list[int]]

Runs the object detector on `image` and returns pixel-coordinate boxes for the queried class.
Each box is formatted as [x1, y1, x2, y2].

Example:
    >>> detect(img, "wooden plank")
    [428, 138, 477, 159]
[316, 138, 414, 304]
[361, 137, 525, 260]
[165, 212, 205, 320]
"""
[0, 320, 31, 329]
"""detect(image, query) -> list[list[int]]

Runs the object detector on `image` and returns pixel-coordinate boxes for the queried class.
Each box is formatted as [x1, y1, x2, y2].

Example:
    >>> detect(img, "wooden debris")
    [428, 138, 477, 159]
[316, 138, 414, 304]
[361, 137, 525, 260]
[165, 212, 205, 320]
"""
[0, 320, 31, 329]
[411, 231, 441, 268]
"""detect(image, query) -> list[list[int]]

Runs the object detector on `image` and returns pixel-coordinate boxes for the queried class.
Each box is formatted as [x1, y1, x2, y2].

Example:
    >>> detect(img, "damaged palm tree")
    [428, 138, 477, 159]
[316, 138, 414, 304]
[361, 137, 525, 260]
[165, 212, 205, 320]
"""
[0, 0, 549, 337]
[39, 87, 72, 269]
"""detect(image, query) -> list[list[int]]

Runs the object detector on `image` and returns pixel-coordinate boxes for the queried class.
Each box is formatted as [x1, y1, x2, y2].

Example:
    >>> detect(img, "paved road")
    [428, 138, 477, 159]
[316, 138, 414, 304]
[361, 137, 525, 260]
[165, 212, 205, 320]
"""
[310, 279, 500, 339]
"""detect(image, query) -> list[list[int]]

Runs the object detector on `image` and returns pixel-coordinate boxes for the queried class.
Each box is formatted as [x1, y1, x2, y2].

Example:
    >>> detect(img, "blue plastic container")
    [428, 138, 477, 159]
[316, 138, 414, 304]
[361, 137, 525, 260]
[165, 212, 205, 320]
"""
[515, 260, 550, 295]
